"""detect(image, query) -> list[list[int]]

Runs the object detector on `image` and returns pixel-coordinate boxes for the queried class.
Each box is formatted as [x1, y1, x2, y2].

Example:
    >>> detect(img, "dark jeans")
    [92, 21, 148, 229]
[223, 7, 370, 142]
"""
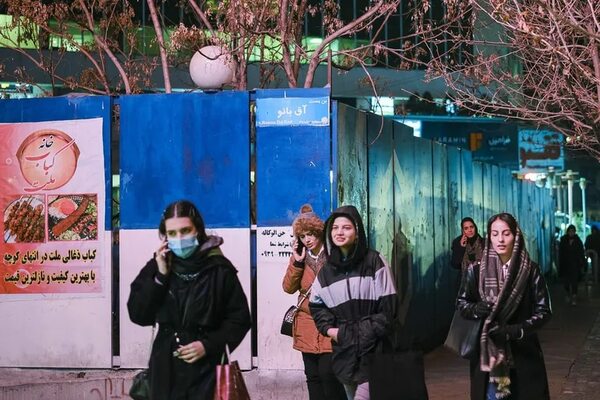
[302, 352, 346, 400]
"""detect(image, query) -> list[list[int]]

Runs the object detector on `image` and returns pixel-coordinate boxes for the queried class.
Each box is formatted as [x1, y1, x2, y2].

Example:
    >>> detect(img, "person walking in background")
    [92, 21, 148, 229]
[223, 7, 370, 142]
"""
[309, 205, 397, 400]
[128, 200, 251, 399]
[559, 224, 586, 306]
[457, 212, 552, 400]
[584, 226, 600, 273]
[282, 204, 346, 400]
[451, 217, 485, 270]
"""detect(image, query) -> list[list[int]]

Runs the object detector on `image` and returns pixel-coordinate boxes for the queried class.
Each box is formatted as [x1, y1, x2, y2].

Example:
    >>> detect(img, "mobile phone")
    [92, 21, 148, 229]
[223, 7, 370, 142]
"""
[295, 239, 305, 255]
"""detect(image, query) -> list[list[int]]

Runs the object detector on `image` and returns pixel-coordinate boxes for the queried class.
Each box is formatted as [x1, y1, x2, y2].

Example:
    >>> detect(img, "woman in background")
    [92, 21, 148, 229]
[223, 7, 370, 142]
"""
[559, 224, 586, 306]
[451, 217, 485, 270]
[282, 204, 346, 400]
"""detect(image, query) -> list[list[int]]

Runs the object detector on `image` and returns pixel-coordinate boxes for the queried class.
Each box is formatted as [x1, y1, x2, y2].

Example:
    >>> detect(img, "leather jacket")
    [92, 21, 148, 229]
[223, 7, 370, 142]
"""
[456, 262, 551, 336]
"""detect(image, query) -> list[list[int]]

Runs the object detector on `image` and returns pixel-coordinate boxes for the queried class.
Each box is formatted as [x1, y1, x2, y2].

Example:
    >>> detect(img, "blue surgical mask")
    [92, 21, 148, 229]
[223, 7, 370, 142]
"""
[168, 236, 199, 259]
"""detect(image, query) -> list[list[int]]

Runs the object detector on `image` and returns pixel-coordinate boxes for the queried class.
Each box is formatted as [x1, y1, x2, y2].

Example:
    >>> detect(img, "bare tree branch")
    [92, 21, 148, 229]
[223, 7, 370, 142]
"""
[146, 0, 171, 93]
[77, 0, 131, 93]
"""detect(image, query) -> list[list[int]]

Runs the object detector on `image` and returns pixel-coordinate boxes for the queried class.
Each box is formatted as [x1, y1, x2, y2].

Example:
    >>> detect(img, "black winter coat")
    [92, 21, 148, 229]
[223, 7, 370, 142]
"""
[559, 234, 586, 283]
[451, 235, 484, 270]
[457, 262, 552, 400]
[128, 246, 251, 400]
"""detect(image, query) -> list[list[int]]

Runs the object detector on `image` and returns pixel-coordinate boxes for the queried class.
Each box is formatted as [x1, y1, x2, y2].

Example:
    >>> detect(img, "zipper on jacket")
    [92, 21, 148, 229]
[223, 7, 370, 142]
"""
[345, 271, 352, 301]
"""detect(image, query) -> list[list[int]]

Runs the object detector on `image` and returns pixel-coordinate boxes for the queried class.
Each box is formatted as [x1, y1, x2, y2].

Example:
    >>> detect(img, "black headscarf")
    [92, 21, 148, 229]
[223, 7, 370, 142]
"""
[324, 205, 368, 270]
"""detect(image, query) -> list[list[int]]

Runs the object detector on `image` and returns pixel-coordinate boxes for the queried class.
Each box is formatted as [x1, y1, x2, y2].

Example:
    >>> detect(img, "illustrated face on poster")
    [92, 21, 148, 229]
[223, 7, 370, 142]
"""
[16, 129, 80, 192]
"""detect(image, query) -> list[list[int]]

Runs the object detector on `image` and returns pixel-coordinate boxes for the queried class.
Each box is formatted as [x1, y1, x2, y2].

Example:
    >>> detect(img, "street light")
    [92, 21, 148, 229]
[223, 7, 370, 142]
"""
[189, 46, 234, 90]
[564, 170, 579, 224]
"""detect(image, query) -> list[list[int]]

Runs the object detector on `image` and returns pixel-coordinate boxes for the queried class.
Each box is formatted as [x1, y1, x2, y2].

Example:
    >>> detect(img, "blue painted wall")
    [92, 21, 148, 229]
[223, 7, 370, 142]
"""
[118, 92, 250, 229]
[255, 88, 332, 226]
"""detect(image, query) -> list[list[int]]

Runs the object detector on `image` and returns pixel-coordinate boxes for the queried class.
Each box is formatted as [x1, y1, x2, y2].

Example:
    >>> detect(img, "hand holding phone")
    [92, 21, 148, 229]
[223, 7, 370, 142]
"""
[460, 234, 467, 247]
[155, 240, 171, 275]
[296, 239, 305, 254]
[293, 238, 306, 261]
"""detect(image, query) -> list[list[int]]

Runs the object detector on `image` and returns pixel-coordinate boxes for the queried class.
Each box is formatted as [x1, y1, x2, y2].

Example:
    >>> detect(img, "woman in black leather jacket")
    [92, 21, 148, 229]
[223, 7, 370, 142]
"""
[128, 200, 251, 399]
[457, 213, 551, 400]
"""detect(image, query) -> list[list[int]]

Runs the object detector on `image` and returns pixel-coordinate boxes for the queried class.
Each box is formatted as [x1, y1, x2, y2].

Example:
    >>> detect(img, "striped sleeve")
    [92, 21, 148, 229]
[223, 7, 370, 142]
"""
[374, 254, 397, 327]
[309, 275, 337, 336]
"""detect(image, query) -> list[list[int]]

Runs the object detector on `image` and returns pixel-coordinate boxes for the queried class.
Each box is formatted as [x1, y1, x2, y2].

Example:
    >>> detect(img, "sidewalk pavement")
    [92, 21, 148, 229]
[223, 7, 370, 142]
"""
[1, 282, 599, 399]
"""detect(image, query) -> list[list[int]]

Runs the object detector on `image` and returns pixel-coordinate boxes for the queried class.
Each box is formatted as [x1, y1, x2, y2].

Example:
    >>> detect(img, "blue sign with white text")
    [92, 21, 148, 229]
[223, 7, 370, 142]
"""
[256, 96, 330, 127]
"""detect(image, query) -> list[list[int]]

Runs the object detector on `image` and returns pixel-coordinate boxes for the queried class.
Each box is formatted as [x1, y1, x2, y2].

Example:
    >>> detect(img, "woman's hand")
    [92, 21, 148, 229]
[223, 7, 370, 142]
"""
[460, 234, 468, 247]
[293, 239, 306, 262]
[155, 240, 170, 276]
[473, 301, 493, 318]
[176, 340, 206, 363]
[489, 324, 523, 344]
[327, 328, 339, 342]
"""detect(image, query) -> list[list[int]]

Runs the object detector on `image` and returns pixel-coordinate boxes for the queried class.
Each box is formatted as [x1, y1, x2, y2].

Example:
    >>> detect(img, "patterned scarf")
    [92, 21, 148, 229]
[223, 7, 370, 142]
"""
[462, 234, 484, 268]
[479, 228, 533, 399]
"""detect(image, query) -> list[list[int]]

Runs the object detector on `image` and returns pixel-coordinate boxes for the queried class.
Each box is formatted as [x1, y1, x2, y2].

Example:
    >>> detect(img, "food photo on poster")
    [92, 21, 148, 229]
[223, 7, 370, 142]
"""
[3, 195, 45, 243]
[48, 194, 98, 241]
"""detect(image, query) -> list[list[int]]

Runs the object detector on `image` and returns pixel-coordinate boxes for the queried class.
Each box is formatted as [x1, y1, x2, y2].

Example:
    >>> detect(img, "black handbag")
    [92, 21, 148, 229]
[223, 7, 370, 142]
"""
[129, 324, 155, 400]
[280, 288, 311, 337]
[280, 305, 298, 336]
[443, 310, 483, 360]
[129, 370, 150, 400]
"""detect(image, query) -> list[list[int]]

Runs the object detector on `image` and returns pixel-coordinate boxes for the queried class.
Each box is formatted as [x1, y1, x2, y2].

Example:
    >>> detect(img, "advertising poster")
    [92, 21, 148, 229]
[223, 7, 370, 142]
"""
[0, 118, 105, 294]
[518, 129, 564, 171]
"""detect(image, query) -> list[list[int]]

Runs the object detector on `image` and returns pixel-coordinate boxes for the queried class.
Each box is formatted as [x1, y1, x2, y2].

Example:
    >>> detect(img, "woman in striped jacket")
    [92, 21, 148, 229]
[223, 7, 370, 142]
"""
[309, 205, 397, 400]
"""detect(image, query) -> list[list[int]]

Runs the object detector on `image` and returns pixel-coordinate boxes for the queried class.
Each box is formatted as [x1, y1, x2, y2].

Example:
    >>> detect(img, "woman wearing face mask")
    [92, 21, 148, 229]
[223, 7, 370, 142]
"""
[282, 204, 346, 400]
[128, 200, 251, 400]
[451, 217, 485, 270]
[309, 205, 397, 400]
[456, 213, 551, 400]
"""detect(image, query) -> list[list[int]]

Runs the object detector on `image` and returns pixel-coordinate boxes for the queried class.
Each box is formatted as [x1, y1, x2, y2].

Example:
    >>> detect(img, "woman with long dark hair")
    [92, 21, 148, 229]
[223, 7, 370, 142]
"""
[128, 200, 251, 399]
[451, 217, 485, 270]
[456, 213, 552, 400]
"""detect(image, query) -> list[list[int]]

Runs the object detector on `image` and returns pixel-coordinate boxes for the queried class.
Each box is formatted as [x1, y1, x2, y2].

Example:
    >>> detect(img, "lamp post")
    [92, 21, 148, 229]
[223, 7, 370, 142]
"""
[580, 177, 587, 237]
[564, 170, 579, 224]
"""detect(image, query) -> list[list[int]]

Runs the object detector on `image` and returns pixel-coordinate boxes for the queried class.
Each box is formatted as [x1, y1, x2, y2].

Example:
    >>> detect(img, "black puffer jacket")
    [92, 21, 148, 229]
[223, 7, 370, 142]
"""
[128, 237, 251, 400]
[309, 205, 397, 384]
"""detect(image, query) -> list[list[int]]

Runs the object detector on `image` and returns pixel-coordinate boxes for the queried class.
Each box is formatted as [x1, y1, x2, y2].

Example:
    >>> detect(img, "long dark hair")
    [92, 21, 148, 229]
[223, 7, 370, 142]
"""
[158, 200, 208, 244]
[486, 212, 524, 250]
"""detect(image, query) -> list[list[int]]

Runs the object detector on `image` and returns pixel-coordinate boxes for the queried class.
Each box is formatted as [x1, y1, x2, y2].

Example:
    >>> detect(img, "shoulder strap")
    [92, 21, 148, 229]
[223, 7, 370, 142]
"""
[297, 286, 312, 307]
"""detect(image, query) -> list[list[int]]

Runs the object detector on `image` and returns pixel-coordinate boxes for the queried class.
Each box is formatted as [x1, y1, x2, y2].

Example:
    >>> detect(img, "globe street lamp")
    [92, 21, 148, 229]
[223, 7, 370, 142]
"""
[189, 46, 234, 90]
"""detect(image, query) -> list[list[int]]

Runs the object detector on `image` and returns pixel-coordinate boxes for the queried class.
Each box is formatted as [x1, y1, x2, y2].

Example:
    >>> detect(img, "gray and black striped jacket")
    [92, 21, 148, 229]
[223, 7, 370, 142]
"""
[309, 205, 397, 384]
